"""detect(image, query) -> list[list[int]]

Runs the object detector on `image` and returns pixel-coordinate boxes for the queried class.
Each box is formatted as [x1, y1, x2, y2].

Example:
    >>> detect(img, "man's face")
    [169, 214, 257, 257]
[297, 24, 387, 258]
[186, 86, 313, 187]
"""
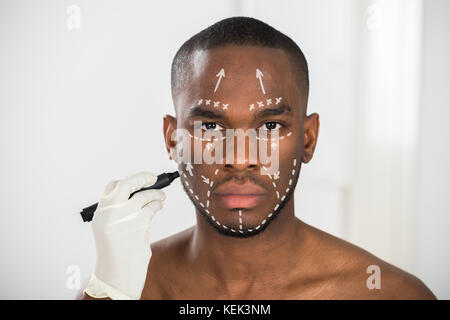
[166, 45, 310, 237]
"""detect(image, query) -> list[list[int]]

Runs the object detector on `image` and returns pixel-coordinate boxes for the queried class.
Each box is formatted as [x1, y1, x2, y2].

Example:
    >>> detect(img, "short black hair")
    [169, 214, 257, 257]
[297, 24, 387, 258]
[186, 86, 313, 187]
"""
[171, 16, 309, 99]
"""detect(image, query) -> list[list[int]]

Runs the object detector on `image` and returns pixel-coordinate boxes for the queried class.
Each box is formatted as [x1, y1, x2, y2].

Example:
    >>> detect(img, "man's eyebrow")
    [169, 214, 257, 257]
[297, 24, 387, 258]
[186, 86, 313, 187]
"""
[187, 106, 224, 119]
[254, 104, 292, 118]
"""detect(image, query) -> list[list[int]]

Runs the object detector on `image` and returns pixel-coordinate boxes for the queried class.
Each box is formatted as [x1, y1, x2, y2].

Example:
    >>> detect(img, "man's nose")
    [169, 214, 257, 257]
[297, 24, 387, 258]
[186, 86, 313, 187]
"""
[222, 136, 261, 172]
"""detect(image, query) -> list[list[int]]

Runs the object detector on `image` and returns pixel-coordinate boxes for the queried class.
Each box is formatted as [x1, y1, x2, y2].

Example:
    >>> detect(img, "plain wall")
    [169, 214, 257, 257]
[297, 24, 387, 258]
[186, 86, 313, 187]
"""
[415, 0, 450, 300]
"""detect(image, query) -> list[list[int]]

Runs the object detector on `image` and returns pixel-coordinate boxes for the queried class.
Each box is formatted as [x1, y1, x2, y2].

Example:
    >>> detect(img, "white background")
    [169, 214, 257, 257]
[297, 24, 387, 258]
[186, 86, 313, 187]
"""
[0, 0, 449, 299]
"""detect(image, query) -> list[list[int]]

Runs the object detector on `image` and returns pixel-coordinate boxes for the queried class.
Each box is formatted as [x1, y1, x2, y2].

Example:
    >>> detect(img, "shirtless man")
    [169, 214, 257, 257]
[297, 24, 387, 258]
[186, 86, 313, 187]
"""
[82, 17, 435, 300]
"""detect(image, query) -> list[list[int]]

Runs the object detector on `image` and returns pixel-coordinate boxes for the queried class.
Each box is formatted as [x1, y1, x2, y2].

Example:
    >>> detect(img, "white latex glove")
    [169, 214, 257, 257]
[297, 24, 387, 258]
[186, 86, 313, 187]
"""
[84, 171, 166, 300]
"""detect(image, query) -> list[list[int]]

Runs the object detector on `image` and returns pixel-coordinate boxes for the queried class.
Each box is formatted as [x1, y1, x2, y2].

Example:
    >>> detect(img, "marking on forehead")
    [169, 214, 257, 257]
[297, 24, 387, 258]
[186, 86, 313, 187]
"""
[191, 98, 231, 115]
[214, 68, 225, 93]
[248, 97, 284, 112]
[256, 68, 266, 95]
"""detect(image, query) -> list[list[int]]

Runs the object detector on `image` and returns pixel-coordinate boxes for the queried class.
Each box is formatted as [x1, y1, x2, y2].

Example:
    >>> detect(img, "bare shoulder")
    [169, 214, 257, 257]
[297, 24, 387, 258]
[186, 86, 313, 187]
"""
[141, 226, 194, 299]
[303, 223, 436, 300]
[150, 226, 194, 258]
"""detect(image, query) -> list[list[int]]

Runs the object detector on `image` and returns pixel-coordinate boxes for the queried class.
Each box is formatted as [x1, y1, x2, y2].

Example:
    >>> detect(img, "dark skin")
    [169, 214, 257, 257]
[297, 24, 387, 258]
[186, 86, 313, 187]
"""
[82, 45, 436, 300]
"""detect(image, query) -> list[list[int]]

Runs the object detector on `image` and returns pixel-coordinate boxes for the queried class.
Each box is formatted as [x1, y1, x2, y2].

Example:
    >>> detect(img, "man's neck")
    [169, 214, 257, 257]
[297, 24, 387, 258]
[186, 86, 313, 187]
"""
[189, 198, 305, 285]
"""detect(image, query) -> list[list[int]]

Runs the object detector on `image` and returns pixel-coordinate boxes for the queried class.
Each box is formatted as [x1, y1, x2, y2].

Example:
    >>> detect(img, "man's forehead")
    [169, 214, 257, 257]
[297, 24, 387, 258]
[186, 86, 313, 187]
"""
[190, 46, 296, 85]
[175, 46, 301, 112]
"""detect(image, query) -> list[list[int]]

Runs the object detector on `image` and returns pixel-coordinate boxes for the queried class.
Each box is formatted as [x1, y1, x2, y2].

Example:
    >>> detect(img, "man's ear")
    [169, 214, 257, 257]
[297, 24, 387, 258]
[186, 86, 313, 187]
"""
[163, 115, 177, 160]
[302, 113, 320, 163]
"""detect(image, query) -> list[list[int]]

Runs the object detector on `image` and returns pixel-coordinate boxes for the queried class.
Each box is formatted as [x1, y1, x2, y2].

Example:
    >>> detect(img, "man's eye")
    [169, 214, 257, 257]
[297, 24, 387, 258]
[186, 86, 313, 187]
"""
[201, 122, 224, 131]
[259, 122, 282, 131]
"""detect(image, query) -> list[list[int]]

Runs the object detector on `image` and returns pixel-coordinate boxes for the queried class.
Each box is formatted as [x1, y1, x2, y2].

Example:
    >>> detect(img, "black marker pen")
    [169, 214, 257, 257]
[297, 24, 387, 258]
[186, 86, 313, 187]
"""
[79, 171, 180, 222]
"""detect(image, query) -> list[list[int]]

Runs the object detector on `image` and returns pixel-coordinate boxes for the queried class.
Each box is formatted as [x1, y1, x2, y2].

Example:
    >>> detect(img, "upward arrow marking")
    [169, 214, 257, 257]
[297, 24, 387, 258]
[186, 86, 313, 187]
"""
[256, 69, 266, 95]
[214, 68, 225, 93]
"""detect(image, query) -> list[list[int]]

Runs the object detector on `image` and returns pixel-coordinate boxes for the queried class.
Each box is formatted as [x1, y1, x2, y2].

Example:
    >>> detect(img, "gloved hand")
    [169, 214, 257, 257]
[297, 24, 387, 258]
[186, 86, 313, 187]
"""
[84, 171, 166, 300]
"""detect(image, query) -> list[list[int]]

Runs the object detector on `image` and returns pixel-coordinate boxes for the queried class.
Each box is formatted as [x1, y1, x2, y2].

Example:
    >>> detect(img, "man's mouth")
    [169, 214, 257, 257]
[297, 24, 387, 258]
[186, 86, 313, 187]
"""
[213, 181, 267, 209]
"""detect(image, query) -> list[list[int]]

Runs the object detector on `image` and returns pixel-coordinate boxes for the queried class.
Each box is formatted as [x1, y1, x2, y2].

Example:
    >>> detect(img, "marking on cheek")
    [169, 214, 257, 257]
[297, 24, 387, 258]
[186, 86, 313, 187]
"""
[222, 104, 229, 110]
[287, 132, 292, 137]
[205, 99, 211, 105]
[275, 97, 282, 104]
[273, 171, 280, 180]
[213, 101, 220, 108]
[198, 99, 203, 105]
[249, 104, 255, 111]
[214, 169, 219, 175]
[186, 163, 194, 176]
[210, 181, 214, 187]
[266, 98, 272, 106]
[201, 176, 210, 184]
[257, 101, 264, 108]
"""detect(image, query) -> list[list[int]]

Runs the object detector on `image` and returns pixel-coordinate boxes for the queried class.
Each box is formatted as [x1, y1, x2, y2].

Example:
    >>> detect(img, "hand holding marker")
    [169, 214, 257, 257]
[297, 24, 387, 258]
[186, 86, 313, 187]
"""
[81, 171, 179, 300]
[80, 171, 179, 222]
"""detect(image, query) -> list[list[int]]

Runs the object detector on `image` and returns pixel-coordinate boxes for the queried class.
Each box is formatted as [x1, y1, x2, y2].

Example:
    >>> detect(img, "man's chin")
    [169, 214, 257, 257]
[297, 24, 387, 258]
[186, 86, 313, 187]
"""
[195, 201, 286, 239]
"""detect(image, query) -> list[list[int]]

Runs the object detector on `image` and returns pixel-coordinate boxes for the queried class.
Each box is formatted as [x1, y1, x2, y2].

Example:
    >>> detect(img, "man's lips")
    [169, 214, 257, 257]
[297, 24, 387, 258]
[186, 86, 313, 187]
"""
[213, 182, 267, 209]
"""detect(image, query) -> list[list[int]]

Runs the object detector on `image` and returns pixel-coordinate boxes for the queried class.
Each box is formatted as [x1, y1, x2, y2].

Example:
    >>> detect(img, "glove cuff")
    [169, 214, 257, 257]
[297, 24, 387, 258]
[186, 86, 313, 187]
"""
[83, 274, 139, 300]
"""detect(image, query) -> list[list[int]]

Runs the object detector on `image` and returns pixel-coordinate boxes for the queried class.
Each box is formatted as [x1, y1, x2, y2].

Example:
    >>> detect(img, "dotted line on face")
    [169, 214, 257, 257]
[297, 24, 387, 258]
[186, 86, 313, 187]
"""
[262, 167, 281, 200]
[246, 158, 298, 233]
[249, 96, 282, 111]
[197, 98, 229, 110]
[188, 133, 226, 142]
[181, 166, 239, 233]
[255, 131, 292, 142]
[238, 210, 243, 234]
[181, 158, 298, 234]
